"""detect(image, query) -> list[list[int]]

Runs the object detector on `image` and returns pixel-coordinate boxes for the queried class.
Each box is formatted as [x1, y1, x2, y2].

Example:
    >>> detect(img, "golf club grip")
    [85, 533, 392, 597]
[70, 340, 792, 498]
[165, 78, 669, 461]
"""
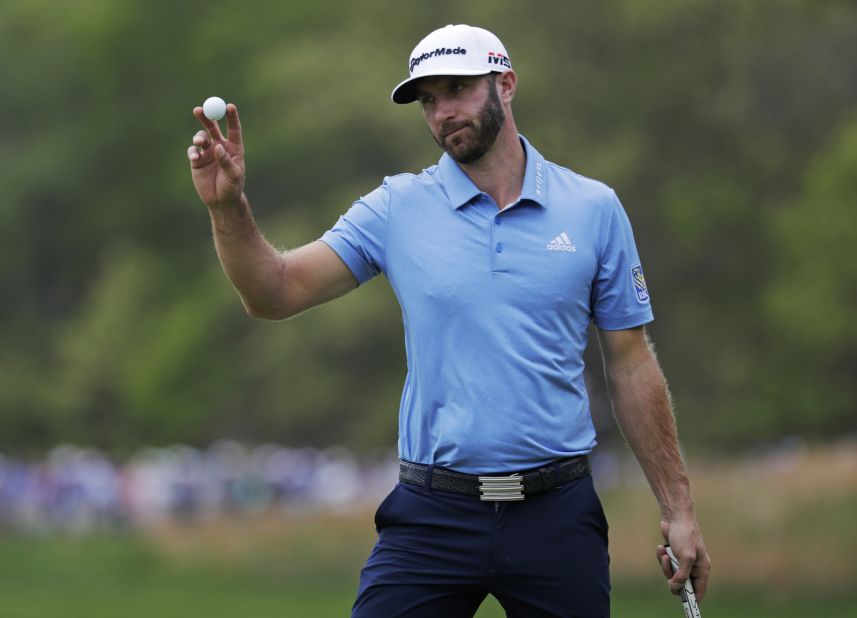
[665, 545, 702, 618]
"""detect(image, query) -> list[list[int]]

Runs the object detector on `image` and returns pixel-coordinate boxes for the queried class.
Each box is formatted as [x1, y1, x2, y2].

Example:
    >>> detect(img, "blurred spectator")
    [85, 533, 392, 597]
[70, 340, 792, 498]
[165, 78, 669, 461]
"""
[0, 442, 398, 533]
[0, 441, 703, 533]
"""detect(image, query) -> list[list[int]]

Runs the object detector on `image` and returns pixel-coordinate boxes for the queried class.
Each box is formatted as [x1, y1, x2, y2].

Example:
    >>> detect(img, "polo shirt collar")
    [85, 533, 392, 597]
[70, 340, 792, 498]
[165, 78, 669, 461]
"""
[438, 151, 481, 209]
[438, 134, 548, 209]
[518, 135, 548, 207]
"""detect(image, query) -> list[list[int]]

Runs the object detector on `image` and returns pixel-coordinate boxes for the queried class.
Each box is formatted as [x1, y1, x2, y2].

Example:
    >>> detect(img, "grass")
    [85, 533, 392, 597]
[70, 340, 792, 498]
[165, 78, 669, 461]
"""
[1, 441, 854, 616]
[1, 534, 855, 617]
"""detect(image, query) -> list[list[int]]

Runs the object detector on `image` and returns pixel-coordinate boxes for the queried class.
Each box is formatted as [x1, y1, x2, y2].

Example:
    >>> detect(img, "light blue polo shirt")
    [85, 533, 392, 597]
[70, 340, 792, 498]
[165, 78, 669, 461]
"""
[321, 136, 653, 474]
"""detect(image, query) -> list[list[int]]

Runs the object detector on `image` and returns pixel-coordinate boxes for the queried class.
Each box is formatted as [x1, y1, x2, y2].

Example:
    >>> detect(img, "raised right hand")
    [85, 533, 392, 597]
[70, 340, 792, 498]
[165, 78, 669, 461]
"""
[187, 103, 245, 208]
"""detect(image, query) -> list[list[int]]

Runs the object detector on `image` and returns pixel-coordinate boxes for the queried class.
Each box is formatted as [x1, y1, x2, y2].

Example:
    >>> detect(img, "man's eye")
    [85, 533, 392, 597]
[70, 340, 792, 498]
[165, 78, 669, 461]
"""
[419, 95, 435, 105]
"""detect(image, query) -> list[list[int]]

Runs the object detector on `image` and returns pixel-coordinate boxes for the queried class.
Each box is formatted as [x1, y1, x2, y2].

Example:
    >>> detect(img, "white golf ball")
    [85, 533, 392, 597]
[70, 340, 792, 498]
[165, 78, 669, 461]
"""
[202, 96, 226, 121]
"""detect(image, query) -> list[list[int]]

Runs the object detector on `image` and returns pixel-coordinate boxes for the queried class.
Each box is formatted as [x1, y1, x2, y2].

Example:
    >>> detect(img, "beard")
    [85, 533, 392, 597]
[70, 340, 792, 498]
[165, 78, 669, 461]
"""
[434, 79, 506, 164]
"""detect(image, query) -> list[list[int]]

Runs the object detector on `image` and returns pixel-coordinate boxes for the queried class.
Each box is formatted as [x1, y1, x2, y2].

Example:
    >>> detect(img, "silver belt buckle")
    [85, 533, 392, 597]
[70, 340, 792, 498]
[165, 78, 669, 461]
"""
[478, 474, 524, 501]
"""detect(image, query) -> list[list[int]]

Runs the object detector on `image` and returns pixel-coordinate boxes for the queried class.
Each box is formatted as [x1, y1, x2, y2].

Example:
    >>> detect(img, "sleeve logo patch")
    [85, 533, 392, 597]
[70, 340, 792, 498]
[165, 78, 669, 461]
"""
[631, 265, 650, 303]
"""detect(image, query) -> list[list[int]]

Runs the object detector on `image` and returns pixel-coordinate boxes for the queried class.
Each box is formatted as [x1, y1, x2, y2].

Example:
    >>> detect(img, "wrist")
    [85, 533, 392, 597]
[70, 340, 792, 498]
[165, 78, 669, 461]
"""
[660, 502, 696, 523]
[208, 194, 255, 236]
[208, 192, 248, 212]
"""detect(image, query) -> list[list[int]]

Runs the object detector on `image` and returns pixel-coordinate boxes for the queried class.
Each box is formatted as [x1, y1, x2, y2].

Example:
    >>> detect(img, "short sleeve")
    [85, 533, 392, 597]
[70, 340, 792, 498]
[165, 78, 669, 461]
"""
[591, 191, 655, 330]
[319, 180, 390, 285]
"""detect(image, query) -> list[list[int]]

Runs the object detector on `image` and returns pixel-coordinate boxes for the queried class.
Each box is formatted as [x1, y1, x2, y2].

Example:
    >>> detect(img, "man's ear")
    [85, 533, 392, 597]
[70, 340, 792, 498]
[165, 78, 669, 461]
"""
[497, 70, 517, 104]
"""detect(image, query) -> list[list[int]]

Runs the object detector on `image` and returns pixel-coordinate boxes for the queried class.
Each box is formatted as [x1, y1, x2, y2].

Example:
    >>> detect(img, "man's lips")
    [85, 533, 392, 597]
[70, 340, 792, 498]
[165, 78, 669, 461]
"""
[443, 125, 469, 140]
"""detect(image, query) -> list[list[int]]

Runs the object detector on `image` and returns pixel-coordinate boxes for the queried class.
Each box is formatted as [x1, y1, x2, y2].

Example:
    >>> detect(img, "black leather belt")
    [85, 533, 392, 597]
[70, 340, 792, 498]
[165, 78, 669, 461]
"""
[399, 455, 591, 501]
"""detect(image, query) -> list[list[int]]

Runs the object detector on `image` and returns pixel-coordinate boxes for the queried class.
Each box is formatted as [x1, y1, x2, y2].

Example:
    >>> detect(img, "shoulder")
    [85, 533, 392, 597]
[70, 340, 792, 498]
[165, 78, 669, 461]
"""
[544, 160, 618, 206]
[356, 165, 437, 200]
[520, 135, 617, 205]
[539, 159, 621, 224]
[364, 166, 444, 212]
[381, 165, 442, 192]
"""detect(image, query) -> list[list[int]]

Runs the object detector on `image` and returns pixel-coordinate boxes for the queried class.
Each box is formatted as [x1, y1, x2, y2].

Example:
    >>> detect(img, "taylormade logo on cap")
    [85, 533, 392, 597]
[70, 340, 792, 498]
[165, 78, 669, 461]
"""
[410, 46, 467, 72]
[392, 24, 512, 104]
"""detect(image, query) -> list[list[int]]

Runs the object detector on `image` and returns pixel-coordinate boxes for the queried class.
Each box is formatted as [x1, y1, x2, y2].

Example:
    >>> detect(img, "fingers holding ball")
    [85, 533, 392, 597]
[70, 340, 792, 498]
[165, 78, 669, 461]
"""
[189, 97, 233, 164]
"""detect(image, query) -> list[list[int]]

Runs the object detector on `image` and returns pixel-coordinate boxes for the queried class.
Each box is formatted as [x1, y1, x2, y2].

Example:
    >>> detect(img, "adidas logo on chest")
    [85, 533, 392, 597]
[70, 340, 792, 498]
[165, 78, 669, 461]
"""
[546, 232, 576, 252]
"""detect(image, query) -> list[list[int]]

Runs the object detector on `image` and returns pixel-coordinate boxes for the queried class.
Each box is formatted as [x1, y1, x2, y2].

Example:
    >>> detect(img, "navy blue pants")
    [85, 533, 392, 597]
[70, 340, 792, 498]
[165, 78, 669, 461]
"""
[352, 471, 610, 617]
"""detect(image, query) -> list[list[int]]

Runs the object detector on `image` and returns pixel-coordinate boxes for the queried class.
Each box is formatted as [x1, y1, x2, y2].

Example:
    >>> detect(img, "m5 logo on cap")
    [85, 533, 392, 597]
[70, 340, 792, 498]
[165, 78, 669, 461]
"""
[487, 51, 511, 68]
[410, 47, 467, 72]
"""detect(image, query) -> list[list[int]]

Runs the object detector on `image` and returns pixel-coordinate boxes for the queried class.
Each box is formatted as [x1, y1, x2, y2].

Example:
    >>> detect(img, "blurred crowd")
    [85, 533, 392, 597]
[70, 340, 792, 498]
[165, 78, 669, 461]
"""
[0, 442, 399, 534]
[0, 441, 677, 534]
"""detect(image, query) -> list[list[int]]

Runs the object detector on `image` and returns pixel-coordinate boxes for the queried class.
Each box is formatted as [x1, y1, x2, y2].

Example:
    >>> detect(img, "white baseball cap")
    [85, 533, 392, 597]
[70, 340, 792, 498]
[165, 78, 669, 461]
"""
[391, 24, 512, 104]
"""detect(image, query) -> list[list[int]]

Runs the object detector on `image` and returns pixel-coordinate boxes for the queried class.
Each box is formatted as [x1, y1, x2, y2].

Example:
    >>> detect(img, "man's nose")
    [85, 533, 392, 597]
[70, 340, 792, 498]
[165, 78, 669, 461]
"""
[434, 95, 458, 120]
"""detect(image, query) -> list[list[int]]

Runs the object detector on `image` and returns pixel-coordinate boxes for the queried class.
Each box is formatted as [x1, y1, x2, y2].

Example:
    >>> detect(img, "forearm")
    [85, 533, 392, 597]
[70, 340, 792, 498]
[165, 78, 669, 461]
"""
[599, 327, 710, 597]
[605, 348, 694, 521]
[208, 194, 289, 319]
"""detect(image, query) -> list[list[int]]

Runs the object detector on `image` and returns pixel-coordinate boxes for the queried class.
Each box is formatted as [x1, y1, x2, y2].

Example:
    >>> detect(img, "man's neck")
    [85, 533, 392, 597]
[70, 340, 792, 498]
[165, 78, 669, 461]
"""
[458, 125, 526, 210]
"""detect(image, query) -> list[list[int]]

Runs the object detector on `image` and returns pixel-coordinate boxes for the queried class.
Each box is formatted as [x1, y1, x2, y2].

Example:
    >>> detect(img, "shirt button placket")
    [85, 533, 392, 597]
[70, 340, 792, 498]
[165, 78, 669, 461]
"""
[492, 215, 503, 271]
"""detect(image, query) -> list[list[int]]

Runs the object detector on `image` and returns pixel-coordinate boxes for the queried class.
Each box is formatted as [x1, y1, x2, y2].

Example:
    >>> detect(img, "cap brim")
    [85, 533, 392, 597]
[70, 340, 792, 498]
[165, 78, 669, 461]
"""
[391, 68, 492, 104]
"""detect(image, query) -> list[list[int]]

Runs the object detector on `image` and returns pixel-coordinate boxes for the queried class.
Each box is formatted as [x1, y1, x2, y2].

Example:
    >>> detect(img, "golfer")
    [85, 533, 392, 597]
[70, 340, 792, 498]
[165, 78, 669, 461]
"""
[188, 24, 710, 618]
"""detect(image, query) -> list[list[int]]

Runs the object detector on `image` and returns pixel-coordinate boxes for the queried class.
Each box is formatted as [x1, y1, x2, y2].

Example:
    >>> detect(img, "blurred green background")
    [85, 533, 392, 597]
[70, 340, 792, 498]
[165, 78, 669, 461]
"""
[1, 0, 856, 615]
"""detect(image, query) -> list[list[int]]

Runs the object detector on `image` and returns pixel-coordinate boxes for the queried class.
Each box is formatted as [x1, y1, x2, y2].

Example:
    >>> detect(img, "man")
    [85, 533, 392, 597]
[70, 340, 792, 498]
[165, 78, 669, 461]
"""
[187, 24, 710, 618]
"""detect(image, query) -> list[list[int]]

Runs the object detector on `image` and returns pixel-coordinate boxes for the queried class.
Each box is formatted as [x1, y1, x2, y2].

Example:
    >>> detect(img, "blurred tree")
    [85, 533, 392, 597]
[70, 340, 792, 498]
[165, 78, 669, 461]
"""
[761, 116, 857, 438]
[1, 0, 856, 453]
